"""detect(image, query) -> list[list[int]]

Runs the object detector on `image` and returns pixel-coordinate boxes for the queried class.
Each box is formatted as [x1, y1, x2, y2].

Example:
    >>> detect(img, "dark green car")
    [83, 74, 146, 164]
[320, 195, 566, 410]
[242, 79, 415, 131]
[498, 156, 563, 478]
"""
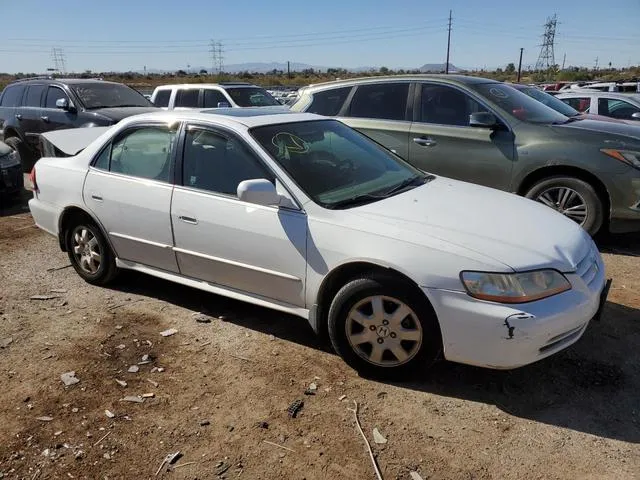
[291, 75, 640, 235]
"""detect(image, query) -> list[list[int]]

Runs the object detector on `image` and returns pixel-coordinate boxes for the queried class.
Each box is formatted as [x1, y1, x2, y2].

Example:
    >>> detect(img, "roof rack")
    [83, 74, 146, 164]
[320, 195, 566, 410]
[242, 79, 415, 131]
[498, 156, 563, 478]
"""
[9, 75, 54, 83]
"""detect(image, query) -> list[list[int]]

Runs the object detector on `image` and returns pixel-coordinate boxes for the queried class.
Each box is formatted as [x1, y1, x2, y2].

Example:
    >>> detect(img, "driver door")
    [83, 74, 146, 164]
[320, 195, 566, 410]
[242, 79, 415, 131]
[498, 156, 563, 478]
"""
[170, 125, 308, 307]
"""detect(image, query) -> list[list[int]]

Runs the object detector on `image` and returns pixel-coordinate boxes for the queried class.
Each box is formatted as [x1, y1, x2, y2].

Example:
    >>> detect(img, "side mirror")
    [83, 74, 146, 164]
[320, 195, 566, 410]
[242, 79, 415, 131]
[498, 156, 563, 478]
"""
[237, 179, 280, 206]
[631, 112, 640, 120]
[217, 101, 231, 108]
[56, 98, 70, 110]
[469, 112, 499, 128]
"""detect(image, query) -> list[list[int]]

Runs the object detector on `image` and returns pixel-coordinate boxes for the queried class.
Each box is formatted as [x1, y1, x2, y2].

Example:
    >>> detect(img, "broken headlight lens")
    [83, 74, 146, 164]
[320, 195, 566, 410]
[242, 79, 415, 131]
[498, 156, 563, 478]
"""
[460, 270, 571, 303]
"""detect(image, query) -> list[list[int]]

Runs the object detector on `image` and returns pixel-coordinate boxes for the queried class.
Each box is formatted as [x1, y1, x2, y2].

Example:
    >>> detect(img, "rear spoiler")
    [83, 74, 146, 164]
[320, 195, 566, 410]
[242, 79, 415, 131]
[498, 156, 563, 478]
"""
[40, 127, 111, 157]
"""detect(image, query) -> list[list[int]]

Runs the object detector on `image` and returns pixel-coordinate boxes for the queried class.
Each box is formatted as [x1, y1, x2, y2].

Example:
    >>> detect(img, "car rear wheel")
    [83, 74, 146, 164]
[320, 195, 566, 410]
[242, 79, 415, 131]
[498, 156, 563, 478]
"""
[4, 136, 35, 173]
[66, 221, 119, 285]
[525, 176, 604, 235]
[327, 275, 442, 379]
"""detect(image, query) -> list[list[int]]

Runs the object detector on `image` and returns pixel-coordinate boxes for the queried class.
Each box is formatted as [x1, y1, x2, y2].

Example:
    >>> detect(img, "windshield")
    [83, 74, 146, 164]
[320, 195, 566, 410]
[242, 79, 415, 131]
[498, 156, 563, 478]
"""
[71, 83, 152, 109]
[473, 83, 569, 124]
[226, 87, 280, 107]
[520, 86, 579, 117]
[251, 120, 426, 209]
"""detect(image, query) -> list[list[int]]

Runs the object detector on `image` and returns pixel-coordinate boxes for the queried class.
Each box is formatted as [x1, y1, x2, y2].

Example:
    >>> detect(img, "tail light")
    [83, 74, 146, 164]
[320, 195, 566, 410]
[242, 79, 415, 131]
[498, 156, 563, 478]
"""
[27, 166, 38, 192]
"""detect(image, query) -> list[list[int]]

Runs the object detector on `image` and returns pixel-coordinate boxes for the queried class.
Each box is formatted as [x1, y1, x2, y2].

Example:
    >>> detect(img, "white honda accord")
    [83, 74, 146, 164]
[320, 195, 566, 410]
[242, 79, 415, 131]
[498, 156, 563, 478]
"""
[28, 109, 610, 377]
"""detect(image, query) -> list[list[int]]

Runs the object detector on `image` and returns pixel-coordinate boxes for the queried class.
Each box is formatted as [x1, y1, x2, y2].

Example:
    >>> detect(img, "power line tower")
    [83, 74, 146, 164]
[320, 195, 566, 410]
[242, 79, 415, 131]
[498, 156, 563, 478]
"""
[534, 14, 557, 71]
[51, 48, 67, 74]
[209, 40, 217, 74]
[216, 42, 224, 74]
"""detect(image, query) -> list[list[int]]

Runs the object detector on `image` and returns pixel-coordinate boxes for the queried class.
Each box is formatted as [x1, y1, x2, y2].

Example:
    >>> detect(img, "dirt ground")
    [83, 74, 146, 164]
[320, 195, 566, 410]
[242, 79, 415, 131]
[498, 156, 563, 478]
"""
[0, 192, 639, 480]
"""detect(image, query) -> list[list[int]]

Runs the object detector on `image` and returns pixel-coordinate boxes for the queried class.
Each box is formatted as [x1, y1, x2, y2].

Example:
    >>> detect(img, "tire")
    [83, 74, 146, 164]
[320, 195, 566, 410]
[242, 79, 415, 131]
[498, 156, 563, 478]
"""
[4, 136, 35, 173]
[65, 220, 119, 285]
[327, 275, 442, 379]
[524, 176, 604, 236]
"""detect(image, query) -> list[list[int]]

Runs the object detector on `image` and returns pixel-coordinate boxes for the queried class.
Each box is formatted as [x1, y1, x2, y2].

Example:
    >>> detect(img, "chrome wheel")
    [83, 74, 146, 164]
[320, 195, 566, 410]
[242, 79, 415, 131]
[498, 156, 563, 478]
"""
[71, 226, 102, 274]
[535, 186, 588, 225]
[345, 295, 423, 367]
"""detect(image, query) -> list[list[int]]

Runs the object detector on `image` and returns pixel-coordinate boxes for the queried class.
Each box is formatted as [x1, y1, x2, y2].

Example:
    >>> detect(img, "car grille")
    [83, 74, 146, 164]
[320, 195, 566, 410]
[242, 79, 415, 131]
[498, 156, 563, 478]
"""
[574, 245, 599, 287]
[539, 323, 587, 353]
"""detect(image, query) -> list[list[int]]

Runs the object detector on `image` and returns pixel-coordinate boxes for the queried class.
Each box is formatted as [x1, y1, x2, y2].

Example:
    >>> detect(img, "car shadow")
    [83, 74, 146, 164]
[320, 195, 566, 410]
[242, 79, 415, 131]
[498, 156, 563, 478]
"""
[597, 231, 640, 257]
[0, 186, 30, 217]
[110, 271, 639, 444]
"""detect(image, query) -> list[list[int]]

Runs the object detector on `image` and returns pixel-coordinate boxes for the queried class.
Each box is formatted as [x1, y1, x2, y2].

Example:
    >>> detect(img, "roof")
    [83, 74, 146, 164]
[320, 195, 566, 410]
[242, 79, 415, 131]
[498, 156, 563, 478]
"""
[556, 91, 640, 102]
[153, 83, 259, 90]
[118, 108, 323, 129]
[304, 74, 498, 91]
[8, 78, 117, 86]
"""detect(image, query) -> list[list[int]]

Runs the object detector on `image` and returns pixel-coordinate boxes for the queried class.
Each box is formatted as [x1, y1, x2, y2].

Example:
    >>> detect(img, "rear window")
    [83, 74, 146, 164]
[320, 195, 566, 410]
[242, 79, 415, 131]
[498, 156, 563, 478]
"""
[0, 85, 25, 107]
[203, 89, 228, 108]
[225, 87, 280, 107]
[175, 89, 200, 108]
[348, 83, 409, 121]
[153, 89, 171, 107]
[307, 87, 352, 116]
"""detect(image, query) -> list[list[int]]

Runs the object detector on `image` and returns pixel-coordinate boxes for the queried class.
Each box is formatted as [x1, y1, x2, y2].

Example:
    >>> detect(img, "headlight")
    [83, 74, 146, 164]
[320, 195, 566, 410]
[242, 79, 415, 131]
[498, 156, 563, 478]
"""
[601, 149, 640, 169]
[460, 270, 571, 303]
[0, 150, 20, 168]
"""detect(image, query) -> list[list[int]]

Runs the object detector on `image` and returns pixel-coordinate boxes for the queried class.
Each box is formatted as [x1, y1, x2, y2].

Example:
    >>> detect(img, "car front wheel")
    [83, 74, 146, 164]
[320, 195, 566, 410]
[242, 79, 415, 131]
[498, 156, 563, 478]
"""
[327, 276, 442, 379]
[66, 221, 119, 285]
[4, 136, 35, 173]
[525, 176, 604, 235]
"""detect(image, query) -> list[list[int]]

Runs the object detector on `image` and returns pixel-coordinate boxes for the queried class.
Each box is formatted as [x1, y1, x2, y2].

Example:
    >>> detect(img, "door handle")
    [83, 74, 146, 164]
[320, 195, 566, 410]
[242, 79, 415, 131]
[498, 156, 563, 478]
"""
[15, 114, 22, 120]
[413, 137, 437, 147]
[179, 215, 198, 225]
[40, 116, 50, 122]
[91, 194, 103, 202]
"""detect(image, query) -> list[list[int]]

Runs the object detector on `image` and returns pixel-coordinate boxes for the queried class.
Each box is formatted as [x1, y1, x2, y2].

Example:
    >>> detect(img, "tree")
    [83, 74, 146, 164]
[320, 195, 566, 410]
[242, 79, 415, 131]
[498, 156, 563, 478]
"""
[379, 66, 389, 74]
[505, 63, 516, 74]
[199, 69, 208, 74]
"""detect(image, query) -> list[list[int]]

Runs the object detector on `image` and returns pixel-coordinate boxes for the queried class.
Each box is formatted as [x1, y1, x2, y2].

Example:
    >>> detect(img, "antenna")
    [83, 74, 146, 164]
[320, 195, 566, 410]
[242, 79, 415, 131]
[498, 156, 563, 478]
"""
[534, 14, 557, 73]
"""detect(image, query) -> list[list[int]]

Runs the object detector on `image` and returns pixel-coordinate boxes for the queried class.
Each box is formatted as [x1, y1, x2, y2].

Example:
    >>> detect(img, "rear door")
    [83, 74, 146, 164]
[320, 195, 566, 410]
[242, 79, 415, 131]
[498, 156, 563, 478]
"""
[408, 82, 515, 190]
[0, 84, 26, 140]
[83, 123, 179, 272]
[338, 82, 412, 159]
[596, 97, 640, 121]
[20, 84, 46, 150]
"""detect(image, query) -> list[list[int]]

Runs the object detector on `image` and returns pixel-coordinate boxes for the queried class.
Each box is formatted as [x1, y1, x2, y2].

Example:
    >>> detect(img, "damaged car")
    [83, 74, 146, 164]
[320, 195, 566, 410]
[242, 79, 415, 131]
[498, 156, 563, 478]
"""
[28, 109, 610, 377]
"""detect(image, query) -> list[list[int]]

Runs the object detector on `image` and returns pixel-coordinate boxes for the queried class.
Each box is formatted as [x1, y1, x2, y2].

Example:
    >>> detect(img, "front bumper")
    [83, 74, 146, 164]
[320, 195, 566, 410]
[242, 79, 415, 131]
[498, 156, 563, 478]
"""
[424, 253, 607, 369]
[0, 163, 23, 194]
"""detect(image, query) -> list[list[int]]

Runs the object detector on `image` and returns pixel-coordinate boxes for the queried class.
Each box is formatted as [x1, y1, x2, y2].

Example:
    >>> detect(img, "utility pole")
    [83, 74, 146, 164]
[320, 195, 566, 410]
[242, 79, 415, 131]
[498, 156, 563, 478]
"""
[517, 48, 524, 83]
[287, 61, 291, 79]
[561, 53, 566, 70]
[445, 10, 452, 74]
[594, 57, 599, 71]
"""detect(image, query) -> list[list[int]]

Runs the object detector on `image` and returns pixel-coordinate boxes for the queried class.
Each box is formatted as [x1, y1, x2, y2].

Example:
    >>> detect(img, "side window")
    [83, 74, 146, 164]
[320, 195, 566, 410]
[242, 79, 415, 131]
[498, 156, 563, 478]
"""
[0, 85, 25, 107]
[420, 84, 487, 126]
[109, 126, 176, 182]
[182, 128, 273, 196]
[599, 98, 640, 119]
[563, 97, 590, 112]
[203, 89, 228, 108]
[307, 87, 352, 116]
[45, 87, 70, 109]
[175, 89, 200, 108]
[153, 90, 170, 107]
[25, 85, 45, 107]
[348, 83, 409, 121]
[93, 145, 110, 170]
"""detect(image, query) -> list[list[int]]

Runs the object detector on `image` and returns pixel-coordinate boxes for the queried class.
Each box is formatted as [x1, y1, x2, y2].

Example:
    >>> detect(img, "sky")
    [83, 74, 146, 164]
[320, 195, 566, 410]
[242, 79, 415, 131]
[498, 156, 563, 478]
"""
[1, 0, 638, 73]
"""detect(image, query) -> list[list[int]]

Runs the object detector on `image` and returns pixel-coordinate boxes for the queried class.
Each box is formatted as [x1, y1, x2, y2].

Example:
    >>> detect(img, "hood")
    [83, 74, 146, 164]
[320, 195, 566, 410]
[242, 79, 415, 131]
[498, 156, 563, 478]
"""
[342, 177, 591, 273]
[553, 118, 640, 145]
[92, 106, 159, 122]
[576, 113, 626, 124]
[41, 127, 111, 156]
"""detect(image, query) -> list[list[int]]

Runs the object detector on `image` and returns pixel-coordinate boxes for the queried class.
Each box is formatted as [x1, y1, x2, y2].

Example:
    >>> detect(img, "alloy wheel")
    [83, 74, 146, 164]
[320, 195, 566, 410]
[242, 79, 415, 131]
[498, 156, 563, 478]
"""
[535, 186, 588, 225]
[71, 226, 102, 275]
[345, 295, 423, 367]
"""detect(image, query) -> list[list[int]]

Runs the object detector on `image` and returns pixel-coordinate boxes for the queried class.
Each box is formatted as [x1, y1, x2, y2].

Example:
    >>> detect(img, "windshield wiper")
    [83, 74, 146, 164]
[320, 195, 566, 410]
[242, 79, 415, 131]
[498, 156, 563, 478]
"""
[326, 193, 387, 210]
[380, 174, 434, 196]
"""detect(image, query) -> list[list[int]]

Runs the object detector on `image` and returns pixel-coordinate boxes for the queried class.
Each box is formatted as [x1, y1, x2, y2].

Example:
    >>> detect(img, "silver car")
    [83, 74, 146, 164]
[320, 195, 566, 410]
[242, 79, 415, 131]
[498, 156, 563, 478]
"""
[556, 92, 640, 124]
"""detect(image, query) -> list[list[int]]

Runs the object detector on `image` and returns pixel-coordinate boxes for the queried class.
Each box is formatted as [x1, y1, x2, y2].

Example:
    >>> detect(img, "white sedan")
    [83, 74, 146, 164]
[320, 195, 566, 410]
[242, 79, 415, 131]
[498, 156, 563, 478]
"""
[29, 109, 610, 377]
